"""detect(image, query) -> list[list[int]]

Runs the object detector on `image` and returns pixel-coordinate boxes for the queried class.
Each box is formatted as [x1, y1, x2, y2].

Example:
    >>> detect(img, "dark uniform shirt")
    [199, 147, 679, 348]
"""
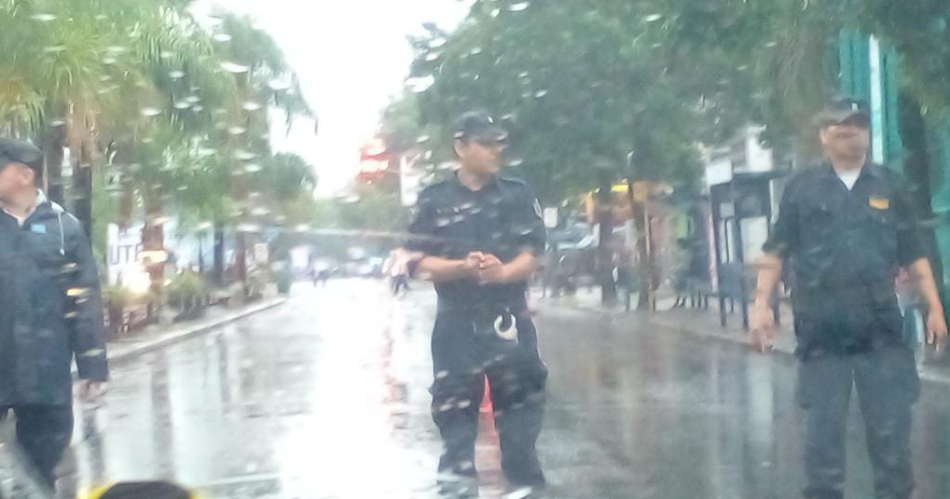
[763, 162, 926, 358]
[407, 173, 546, 312]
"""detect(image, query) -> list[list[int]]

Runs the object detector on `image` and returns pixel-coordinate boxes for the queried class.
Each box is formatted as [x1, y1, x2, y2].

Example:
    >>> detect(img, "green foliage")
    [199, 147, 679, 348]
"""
[406, 0, 720, 202]
[381, 93, 427, 153]
[855, 1, 950, 117]
[397, 0, 950, 193]
[91, 166, 119, 260]
[257, 152, 317, 201]
[102, 284, 133, 309]
[166, 270, 207, 307]
[102, 283, 158, 309]
[338, 188, 410, 234]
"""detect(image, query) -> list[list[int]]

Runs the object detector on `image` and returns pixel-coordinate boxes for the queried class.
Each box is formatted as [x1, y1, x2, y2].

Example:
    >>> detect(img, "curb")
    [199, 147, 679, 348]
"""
[650, 314, 950, 387]
[546, 299, 950, 388]
[106, 297, 287, 368]
[649, 315, 798, 360]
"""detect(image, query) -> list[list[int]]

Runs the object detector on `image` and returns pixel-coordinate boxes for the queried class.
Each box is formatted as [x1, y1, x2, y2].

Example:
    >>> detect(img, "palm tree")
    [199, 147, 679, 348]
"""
[0, 0, 317, 296]
[210, 12, 315, 286]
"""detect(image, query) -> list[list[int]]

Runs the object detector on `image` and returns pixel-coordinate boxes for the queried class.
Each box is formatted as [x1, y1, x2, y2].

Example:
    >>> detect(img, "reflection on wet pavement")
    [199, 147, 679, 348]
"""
[60, 280, 950, 498]
[69, 280, 442, 498]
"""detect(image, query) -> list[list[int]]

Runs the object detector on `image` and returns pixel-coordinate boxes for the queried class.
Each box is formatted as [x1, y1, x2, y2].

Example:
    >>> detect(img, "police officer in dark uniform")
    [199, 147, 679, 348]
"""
[0, 138, 109, 489]
[751, 98, 948, 499]
[407, 112, 548, 496]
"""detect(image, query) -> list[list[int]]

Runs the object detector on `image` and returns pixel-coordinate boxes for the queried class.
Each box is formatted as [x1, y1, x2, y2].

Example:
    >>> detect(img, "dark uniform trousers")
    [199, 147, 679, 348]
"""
[798, 346, 919, 499]
[1, 405, 74, 486]
[430, 308, 547, 486]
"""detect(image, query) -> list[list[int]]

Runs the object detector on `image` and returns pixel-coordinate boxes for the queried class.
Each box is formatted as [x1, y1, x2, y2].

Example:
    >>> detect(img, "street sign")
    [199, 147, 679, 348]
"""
[706, 158, 733, 186]
[106, 223, 144, 285]
[543, 207, 559, 229]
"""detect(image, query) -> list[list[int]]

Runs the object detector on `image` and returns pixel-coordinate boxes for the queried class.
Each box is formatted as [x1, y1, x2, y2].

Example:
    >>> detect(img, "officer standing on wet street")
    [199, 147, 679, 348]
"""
[0, 138, 109, 490]
[751, 98, 948, 499]
[407, 111, 548, 497]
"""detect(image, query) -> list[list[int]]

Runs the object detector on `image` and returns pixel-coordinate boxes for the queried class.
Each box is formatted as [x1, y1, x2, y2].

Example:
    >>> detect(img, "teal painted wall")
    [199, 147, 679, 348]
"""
[837, 31, 904, 168]
[838, 30, 950, 301]
[929, 124, 950, 295]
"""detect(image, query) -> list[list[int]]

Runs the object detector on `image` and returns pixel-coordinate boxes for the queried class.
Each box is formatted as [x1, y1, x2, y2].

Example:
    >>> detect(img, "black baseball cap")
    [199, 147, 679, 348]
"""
[0, 138, 44, 177]
[453, 111, 509, 143]
[816, 97, 871, 129]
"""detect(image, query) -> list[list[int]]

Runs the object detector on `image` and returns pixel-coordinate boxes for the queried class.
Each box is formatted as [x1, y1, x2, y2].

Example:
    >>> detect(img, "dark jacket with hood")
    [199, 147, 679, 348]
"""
[0, 193, 109, 406]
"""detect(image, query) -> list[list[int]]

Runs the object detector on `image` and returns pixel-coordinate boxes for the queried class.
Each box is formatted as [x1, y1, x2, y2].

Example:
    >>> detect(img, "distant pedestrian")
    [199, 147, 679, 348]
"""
[407, 111, 548, 497]
[0, 138, 109, 489]
[750, 98, 947, 499]
[386, 249, 412, 296]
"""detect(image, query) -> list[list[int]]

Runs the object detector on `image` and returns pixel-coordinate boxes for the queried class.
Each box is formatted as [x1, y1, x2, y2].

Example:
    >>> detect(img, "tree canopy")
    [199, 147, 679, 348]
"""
[389, 0, 950, 203]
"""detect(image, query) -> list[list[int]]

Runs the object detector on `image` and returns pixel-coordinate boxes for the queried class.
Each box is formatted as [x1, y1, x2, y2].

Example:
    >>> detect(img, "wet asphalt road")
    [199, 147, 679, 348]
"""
[60, 279, 950, 498]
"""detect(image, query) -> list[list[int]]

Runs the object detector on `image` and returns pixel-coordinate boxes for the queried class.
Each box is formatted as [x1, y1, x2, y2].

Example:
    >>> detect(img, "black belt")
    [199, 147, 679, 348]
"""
[437, 301, 527, 315]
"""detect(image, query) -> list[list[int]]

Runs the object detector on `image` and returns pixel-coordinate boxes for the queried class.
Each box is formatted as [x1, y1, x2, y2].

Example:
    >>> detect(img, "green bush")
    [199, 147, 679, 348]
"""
[167, 271, 208, 308]
[103, 284, 132, 309]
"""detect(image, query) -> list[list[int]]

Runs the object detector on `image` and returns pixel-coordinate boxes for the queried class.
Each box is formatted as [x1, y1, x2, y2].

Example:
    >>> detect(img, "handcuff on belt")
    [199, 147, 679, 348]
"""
[493, 311, 519, 343]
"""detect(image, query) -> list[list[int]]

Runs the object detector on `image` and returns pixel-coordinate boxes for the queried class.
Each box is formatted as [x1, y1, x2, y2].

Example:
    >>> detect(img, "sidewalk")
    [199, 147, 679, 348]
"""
[91, 296, 287, 370]
[541, 287, 950, 386]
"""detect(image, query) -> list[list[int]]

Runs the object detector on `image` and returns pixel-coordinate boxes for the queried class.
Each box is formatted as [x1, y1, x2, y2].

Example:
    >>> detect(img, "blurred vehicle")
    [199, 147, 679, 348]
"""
[546, 222, 599, 294]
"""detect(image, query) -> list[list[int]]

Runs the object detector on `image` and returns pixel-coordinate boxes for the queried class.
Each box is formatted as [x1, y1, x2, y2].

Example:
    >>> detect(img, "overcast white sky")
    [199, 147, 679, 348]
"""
[193, 0, 466, 196]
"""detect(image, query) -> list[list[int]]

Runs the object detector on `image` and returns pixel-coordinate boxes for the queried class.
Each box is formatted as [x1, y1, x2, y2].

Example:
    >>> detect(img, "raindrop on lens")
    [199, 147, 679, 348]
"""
[267, 78, 292, 91]
[406, 75, 435, 93]
[220, 61, 250, 74]
[233, 150, 256, 161]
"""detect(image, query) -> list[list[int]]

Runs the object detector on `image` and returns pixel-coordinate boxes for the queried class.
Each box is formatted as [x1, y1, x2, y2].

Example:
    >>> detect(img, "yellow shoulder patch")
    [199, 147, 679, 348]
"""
[869, 196, 890, 210]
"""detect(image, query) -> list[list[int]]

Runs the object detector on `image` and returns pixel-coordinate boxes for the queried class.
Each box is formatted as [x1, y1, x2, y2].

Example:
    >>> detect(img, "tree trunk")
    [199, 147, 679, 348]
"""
[213, 223, 225, 286]
[198, 238, 205, 275]
[596, 169, 617, 306]
[118, 170, 134, 231]
[142, 189, 165, 312]
[42, 124, 67, 206]
[632, 201, 654, 310]
[71, 136, 94, 241]
[235, 231, 248, 290]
